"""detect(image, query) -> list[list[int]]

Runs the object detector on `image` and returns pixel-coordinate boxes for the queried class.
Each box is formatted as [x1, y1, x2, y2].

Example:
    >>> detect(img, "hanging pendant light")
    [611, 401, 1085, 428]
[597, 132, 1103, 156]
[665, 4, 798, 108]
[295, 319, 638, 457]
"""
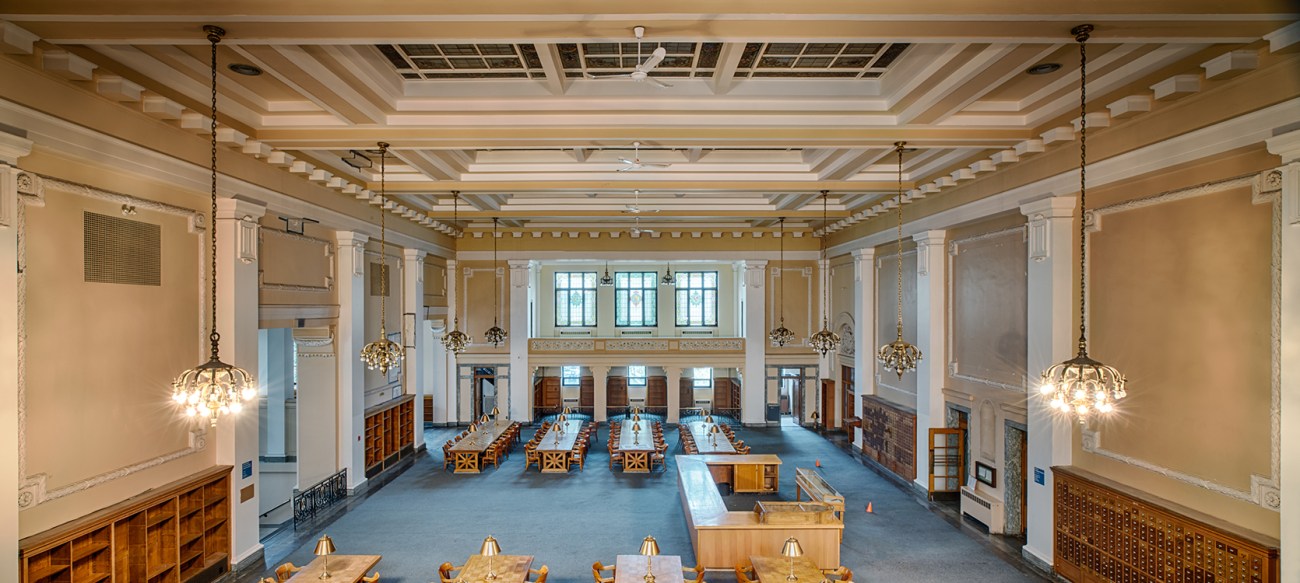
[877, 142, 923, 378]
[171, 25, 257, 425]
[1037, 24, 1127, 424]
[441, 193, 470, 353]
[809, 191, 841, 356]
[483, 217, 508, 346]
[599, 261, 615, 287]
[768, 217, 795, 347]
[660, 262, 676, 286]
[359, 142, 404, 374]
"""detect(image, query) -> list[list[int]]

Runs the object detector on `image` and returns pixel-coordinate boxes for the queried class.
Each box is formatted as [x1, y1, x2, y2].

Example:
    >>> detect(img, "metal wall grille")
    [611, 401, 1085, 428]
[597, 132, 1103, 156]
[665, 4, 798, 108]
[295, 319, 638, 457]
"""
[83, 211, 161, 286]
[369, 261, 390, 296]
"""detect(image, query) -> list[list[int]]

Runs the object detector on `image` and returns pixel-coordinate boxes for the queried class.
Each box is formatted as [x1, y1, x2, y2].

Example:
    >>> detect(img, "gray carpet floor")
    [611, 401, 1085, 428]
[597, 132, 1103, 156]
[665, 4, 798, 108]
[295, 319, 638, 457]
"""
[259, 421, 1046, 583]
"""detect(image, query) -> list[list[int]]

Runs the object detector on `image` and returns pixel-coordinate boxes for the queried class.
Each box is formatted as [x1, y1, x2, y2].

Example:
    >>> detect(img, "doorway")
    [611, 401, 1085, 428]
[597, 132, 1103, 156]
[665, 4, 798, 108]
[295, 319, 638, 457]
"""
[472, 367, 497, 420]
[1004, 423, 1029, 536]
[778, 367, 802, 422]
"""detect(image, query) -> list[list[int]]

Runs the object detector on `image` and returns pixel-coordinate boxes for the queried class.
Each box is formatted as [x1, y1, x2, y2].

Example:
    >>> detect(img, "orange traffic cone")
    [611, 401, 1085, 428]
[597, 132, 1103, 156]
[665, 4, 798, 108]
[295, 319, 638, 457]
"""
[865, 502, 874, 514]
[815, 459, 821, 468]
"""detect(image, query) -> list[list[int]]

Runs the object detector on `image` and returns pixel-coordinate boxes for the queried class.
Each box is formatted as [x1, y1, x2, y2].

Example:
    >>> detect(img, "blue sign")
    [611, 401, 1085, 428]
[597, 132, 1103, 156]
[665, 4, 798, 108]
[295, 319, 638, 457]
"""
[1034, 467, 1045, 485]
[242, 461, 253, 479]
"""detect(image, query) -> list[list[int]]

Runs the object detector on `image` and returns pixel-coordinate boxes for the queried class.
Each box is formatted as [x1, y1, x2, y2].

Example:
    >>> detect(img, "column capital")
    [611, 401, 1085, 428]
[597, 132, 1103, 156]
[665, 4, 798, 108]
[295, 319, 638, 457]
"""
[742, 259, 769, 270]
[911, 229, 946, 245]
[215, 195, 266, 220]
[1019, 196, 1078, 219]
[335, 230, 369, 246]
[1266, 127, 1300, 163]
[0, 130, 33, 166]
[402, 248, 427, 262]
[851, 247, 876, 260]
[506, 258, 534, 268]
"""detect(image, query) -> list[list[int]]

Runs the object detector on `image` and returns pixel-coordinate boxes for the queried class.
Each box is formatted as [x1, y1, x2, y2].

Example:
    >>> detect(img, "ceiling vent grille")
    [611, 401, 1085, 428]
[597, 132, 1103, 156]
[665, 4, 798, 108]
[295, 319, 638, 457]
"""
[369, 262, 390, 296]
[83, 211, 161, 286]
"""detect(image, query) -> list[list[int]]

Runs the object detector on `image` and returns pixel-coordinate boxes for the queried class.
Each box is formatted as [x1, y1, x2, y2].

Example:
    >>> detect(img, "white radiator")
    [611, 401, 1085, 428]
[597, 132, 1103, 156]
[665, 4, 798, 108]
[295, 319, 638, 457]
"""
[960, 485, 1005, 534]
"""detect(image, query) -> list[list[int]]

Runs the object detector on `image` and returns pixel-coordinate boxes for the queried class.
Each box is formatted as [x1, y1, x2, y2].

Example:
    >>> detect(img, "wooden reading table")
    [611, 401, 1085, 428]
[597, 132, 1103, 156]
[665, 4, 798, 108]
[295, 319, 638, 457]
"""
[685, 422, 736, 454]
[460, 554, 533, 583]
[448, 419, 514, 473]
[535, 420, 582, 473]
[615, 555, 684, 583]
[619, 420, 656, 473]
[749, 555, 824, 583]
[286, 554, 381, 582]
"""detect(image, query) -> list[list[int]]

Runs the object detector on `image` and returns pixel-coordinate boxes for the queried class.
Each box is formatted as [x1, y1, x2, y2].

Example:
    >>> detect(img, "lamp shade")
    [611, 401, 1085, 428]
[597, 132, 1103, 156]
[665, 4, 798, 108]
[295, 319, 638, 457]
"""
[704, 415, 714, 423]
[563, 406, 572, 414]
[632, 422, 642, 432]
[639, 536, 660, 556]
[314, 534, 336, 556]
[480, 535, 501, 556]
[491, 406, 500, 417]
[780, 537, 803, 558]
[632, 413, 641, 422]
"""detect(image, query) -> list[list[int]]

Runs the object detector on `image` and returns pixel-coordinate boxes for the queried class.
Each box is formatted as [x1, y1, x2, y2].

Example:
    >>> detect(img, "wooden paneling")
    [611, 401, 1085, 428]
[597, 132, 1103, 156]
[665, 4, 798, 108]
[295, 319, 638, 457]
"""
[713, 377, 742, 410]
[820, 379, 836, 429]
[580, 376, 595, 407]
[646, 376, 668, 407]
[840, 365, 856, 431]
[363, 395, 414, 478]
[1054, 466, 1278, 583]
[534, 377, 561, 409]
[680, 378, 694, 406]
[860, 395, 916, 481]
[20, 466, 232, 583]
[607, 376, 628, 407]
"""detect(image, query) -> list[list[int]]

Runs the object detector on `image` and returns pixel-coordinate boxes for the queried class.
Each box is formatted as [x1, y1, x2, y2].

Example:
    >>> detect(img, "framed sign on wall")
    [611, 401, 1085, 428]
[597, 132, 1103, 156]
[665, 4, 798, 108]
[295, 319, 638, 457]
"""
[975, 461, 997, 487]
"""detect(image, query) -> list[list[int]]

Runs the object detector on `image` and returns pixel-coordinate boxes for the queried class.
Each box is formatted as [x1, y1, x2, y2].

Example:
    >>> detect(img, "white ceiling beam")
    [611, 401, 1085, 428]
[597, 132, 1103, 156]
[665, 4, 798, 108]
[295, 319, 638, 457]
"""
[271, 45, 387, 124]
[685, 147, 704, 163]
[571, 147, 588, 162]
[395, 150, 457, 181]
[710, 42, 747, 95]
[534, 43, 570, 96]
[88, 44, 263, 126]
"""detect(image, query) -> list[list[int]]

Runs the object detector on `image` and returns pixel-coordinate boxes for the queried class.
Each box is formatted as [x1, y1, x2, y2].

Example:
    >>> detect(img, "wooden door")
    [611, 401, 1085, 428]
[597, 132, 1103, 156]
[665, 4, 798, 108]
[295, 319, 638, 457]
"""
[820, 379, 835, 428]
[840, 365, 854, 430]
[646, 376, 667, 407]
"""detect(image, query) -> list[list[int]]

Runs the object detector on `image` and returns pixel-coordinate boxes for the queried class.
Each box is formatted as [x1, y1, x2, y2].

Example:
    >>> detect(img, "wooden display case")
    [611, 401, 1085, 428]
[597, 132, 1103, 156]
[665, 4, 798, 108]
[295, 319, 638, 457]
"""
[363, 394, 415, 478]
[860, 395, 916, 481]
[1053, 466, 1278, 583]
[21, 466, 232, 583]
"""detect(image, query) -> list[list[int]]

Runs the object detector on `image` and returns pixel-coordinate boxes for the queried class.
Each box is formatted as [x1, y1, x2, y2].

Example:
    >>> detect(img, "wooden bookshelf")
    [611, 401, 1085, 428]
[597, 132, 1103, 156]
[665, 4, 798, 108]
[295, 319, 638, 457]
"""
[20, 466, 232, 583]
[363, 394, 415, 478]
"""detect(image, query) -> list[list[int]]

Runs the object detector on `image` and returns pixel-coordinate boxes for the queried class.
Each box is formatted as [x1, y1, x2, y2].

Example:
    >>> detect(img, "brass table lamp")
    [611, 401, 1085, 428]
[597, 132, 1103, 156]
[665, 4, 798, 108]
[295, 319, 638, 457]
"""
[314, 534, 336, 579]
[639, 535, 660, 583]
[781, 537, 803, 581]
[480, 535, 502, 580]
[490, 406, 500, 419]
[632, 421, 642, 445]
[709, 424, 722, 446]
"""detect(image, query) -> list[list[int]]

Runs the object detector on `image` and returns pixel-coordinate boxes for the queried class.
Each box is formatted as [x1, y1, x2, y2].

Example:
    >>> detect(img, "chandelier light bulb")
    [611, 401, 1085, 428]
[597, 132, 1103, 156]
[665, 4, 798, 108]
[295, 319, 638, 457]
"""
[1038, 382, 1054, 395]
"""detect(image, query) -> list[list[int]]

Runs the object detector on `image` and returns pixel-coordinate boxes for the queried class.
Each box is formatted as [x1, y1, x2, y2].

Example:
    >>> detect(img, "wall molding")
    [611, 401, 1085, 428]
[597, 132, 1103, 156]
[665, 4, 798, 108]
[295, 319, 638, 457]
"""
[1082, 171, 1280, 511]
[946, 226, 1028, 393]
[258, 227, 335, 294]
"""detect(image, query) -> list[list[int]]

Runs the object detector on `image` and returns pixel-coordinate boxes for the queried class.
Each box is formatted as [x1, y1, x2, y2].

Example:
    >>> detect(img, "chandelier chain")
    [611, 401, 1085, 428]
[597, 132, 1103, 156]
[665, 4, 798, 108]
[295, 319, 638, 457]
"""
[895, 143, 904, 338]
[778, 217, 785, 324]
[207, 28, 220, 359]
[378, 143, 388, 334]
[493, 217, 499, 324]
[1077, 29, 1089, 350]
[821, 191, 829, 327]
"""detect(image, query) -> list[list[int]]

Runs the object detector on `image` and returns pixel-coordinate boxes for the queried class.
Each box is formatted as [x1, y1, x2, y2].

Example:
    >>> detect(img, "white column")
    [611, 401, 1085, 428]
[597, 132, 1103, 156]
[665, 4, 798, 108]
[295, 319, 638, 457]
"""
[814, 258, 832, 426]
[402, 248, 426, 449]
[214, 196, 266, 565]
[259, 329, 291, 459]
[593, 366, 609, 421]
[1265, 130, 1300, 583]
[334, 231, 368, 491]
[912, 230, 947, 492]
[851, 248, 876, 449]
[1019, 196, 1078, 568]
[444, 259, 459, 425]
[292, 327, 337, 488]
[741, 260, 768, 425]
[507, 259, 532, 421]
[426, 319, 447, 425]
[0, 133, 33, 580]
[666, 365, 682, 423]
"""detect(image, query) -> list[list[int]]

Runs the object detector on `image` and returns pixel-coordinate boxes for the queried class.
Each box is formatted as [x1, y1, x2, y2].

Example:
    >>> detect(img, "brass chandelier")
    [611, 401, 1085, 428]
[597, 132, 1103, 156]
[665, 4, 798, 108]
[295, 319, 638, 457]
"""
[441, 193, 471, 353]
[599, 262, 615, 287]
[1037, 24, 1127, 423]
[171, 25, 256, 425]
[768, 218, 795, 347]
[359, 142, 404, 374]
[877, 142, 922, 378]
[483, 218, 508, 346]
[660, 262, 676, 286]
[809, 191, 841, 356]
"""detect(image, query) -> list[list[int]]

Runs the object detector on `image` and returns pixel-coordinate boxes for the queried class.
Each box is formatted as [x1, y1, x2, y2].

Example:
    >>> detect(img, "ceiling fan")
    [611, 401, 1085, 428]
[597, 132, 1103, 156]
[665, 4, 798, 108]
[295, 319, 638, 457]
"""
[618, 142, 672, 172]
[585, 26, 674, 88]
[629, 214, 655, 237]
[622, 189, 660, 214]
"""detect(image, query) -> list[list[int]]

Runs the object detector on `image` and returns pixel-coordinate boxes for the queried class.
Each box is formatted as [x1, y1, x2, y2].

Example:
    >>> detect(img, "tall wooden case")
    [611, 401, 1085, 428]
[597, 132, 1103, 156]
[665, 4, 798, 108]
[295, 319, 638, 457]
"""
[1053, 466, 1278, 583]
[859, 395, 916, 480]
[20, 466, 232, 583]
[363, 395, 415, 478]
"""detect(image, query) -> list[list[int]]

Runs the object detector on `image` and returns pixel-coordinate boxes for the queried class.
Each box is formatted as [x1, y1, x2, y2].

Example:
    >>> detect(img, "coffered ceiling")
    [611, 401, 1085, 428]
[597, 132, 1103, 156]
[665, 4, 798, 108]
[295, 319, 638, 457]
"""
[2, 1, 1295, 231]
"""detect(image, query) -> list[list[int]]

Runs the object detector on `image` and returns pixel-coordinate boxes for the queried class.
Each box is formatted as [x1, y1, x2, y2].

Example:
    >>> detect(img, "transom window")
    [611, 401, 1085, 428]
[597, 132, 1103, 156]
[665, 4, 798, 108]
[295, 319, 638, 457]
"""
[628, 365, 647, 387]
[675, 271, 719, 327]
[561, 365, 582, 387]
[693, 367, 713, 388]
[554, 272, 597, 327]
[615, 272, 658, 327]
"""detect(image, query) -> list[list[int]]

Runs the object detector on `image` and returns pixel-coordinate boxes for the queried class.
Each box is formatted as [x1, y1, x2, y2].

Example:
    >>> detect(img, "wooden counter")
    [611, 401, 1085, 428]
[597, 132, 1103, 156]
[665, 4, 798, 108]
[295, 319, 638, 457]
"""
[676, 455, 841, 570]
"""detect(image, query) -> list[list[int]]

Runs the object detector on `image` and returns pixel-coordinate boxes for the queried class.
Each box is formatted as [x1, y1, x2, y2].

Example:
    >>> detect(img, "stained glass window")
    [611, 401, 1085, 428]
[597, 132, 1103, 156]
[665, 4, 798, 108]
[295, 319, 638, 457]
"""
[674, 271, 718, 326]
[614, 271, 658, 327]
[692, 367, 713, 388]
[628, 365, 647, 387]
[561, 365, 581, 386]
[554, 272, 597, 327]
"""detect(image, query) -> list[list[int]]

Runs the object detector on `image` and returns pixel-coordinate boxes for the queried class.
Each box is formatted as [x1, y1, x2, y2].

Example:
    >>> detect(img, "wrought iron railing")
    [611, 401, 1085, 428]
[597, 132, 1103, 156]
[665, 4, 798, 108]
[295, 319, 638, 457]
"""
[293, 468, 347, 529]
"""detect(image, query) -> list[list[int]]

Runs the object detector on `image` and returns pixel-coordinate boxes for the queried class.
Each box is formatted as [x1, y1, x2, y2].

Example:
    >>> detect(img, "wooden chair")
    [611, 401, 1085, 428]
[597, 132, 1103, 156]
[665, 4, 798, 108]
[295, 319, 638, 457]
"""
[570, 447, 586, 471]
[529, 565, 549, 583]
[734, 561, 757, 583]
[608, 444, 624, 470]
[822, 566, 853, 582]
[261, 578, 278, 583]
[683, 564, 706, 583]
[361, 573, 380, 582]
[483, 444, 502, 468]
[438, 562, 463, 583]
[275, 562, 302, 582]
[524, 444, 540, 470]
[592, 561, 616, 583]
[443, 441, 456, 470]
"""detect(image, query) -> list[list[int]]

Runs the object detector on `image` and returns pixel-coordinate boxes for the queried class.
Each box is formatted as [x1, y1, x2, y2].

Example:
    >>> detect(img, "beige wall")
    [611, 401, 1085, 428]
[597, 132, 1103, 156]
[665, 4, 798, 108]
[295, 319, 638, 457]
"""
[875, 240, 918, 406]
[1078, 174, 1277, 537]
[455, 259, 508, 355]
[257, 215, 337, 308]
[767, 259, 818, 350]
[424, 256, 448, 309]
[17, 151, 217, 538]
[362, 243, 406, 404]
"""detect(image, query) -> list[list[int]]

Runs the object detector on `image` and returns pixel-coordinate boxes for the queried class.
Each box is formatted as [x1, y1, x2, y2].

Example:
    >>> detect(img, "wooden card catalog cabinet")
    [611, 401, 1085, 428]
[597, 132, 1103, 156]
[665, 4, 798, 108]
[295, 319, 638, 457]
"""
[860, 395, 916, 481]
[363, 395, 415, 478]
[1053, 466, 1278, 583]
